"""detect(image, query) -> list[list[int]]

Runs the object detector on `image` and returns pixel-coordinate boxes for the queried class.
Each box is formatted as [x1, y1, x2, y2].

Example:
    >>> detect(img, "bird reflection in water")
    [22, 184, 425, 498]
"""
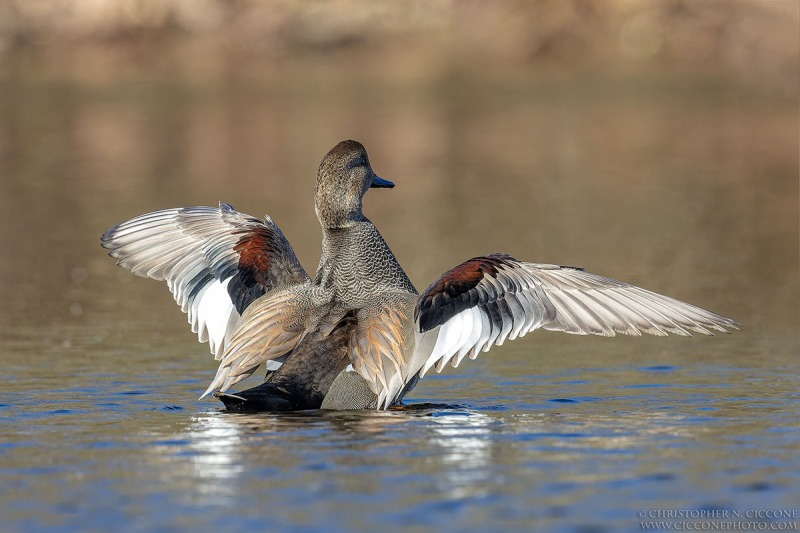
[141, 406, 499, 503]
[141, 404, 707, 509]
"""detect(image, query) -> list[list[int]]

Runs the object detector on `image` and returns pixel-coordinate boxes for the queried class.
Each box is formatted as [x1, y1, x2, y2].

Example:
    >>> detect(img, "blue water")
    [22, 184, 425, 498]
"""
[2, 353, 798, 533]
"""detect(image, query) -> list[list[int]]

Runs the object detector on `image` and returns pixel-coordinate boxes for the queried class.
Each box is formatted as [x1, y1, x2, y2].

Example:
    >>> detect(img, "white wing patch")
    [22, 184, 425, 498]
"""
[190, 278, 239, 358]
[418, 302, 549, 378]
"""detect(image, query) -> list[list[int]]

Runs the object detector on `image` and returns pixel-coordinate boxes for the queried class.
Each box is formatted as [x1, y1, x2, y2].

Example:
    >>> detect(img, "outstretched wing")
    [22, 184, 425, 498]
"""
[101, 203, 311, 359]
[411, 253, 740, 379]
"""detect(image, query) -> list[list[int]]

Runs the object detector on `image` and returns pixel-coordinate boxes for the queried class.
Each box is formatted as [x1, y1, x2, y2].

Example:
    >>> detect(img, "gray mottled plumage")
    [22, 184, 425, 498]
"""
[101, 140, 740, 411]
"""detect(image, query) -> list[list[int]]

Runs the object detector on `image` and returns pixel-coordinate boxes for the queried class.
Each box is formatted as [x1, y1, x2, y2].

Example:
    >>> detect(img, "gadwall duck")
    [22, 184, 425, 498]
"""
[101, 140, 739, 411]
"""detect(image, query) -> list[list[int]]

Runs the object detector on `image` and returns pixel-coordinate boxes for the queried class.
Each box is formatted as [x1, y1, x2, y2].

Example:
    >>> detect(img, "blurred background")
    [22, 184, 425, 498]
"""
[1, 0, 796, 346]
[0, 1, 798, 532]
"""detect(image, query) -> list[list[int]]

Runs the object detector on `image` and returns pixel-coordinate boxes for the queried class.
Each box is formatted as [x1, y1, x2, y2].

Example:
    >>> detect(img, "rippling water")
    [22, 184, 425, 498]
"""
[0, 62, 797, 532]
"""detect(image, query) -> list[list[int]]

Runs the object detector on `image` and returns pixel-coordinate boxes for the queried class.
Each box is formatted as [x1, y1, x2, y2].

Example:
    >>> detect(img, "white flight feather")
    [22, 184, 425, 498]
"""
[421, 311, 465, 377]
[195, 278, 235, 356]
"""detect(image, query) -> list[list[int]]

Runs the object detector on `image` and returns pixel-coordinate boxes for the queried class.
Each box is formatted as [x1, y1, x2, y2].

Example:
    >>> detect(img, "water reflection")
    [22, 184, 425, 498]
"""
[137, 401, 737, 512]
[182, 415, 247, 497]
[139, 407, 504, 505]
[426, 411, 497, 500]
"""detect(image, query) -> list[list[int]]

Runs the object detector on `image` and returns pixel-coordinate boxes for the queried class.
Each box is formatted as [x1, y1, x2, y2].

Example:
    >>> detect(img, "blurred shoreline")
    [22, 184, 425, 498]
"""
[0, 0, 797, 94]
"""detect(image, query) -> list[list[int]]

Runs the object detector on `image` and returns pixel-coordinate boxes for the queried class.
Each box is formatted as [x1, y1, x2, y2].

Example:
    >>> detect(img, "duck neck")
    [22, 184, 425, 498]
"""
[316, 221, 369, 288]
[314, 190, 365, 229]
[314, 219, 416, 299]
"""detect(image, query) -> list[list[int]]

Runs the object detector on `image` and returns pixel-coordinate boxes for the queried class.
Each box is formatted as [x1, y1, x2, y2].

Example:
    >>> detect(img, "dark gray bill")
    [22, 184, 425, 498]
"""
[370, 175, 395, 188]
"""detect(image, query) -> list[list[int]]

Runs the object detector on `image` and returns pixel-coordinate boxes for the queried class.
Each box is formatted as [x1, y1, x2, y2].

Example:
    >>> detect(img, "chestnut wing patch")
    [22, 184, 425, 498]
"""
[415, 253, 526, 332]
[227, 220, 308, 314]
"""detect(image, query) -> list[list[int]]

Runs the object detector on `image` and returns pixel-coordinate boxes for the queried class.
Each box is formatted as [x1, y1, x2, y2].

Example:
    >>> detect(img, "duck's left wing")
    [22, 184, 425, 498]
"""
[409, 253, 740, 382]
[101, 203, 311, 360]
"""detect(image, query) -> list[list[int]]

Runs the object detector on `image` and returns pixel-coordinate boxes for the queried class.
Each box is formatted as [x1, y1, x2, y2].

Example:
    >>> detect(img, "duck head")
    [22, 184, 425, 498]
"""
[315, 140, 394, 228]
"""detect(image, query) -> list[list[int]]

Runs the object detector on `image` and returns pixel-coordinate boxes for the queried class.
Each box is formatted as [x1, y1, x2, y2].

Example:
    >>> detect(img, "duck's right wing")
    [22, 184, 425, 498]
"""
[101, 203, 312, 362]
[409, 253, 740, 381]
